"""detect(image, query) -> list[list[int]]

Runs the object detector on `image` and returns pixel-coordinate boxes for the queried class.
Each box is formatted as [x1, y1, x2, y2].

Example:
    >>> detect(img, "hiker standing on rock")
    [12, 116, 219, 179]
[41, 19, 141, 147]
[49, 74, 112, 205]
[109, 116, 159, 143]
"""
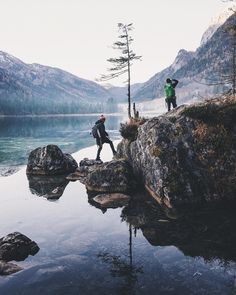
[92, 115, 117, 162]
[164, 78, 179, 111]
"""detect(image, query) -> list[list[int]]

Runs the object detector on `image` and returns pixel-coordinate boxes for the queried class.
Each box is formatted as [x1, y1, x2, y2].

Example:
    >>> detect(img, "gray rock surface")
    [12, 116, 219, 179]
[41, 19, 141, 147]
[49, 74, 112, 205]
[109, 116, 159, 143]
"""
[67, 158, 137, 194]
[26, 145, 78, 175]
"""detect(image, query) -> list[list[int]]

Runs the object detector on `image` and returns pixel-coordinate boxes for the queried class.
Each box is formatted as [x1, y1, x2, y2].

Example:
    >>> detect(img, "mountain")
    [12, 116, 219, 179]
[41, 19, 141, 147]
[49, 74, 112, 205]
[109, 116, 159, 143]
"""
[0, 51, 114, 115]
[200, 6, 234, 46]
[105, 83, 143, 102]
[133, 9, 236, 103]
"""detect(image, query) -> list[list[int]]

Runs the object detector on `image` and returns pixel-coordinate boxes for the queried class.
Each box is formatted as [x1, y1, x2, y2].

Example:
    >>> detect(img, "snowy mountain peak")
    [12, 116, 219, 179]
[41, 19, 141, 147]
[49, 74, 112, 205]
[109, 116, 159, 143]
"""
[200, 5, 235, 46]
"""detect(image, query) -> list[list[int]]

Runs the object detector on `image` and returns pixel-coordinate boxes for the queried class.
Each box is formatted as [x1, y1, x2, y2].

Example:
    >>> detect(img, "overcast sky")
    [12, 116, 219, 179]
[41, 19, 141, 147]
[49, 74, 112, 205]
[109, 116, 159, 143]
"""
[0, 0, 230, 86]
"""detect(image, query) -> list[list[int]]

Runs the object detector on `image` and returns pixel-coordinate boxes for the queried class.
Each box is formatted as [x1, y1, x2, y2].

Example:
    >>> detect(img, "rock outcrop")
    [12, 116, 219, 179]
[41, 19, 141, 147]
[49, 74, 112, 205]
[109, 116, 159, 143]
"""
[117, 96, 236, 207]
[26, 145, 78, 175]
[0, 232, 39, 275]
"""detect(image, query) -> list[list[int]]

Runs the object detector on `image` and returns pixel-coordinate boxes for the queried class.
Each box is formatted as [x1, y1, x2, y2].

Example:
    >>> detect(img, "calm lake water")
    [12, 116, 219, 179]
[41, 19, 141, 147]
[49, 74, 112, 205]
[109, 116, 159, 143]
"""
[0, 115, 236, 295]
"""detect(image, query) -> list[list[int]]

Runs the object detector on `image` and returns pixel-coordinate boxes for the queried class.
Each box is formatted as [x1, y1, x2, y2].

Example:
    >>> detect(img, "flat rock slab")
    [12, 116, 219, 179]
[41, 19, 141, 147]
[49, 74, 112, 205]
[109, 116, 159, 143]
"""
[93, 193, 130, 208]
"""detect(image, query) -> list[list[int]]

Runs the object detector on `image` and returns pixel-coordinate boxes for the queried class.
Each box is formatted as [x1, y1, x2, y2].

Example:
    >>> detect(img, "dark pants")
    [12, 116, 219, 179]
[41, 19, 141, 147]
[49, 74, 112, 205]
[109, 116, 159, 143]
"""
[166, 97, 177, 111]
[96, 136, 116, 160]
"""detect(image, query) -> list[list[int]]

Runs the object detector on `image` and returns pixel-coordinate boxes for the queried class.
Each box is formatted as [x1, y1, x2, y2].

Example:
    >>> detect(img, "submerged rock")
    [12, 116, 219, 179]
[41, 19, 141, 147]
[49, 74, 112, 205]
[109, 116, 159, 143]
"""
[118, 97, 236, 207]
[26, 145, 78, 176]
[0, 232, 39, 275]
[0, 261, 22, 276]
[0, 166, 20, 177]
[93, 193, 130, 208]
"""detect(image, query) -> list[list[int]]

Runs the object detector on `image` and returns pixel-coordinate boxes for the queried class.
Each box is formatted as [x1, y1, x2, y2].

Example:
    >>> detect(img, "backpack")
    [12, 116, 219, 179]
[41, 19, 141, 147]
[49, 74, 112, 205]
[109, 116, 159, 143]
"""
[164, 83, 175, 98]
[91, 124, 99, 138]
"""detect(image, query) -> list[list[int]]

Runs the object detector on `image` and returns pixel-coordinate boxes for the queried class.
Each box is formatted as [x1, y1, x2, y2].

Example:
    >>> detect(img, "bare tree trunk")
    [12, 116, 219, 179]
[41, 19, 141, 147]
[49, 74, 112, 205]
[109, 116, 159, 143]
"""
[125, 26, 132, 118]
[128, 64, 131, 118]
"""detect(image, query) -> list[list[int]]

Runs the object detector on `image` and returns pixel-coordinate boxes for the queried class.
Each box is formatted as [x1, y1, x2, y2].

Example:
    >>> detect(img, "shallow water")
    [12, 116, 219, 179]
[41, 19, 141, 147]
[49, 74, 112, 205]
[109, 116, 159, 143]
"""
[0, 116, 236, 295]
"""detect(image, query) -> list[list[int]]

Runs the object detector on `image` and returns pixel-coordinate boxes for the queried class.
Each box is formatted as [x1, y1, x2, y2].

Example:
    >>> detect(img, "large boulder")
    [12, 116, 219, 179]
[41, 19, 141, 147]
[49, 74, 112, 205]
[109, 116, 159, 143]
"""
[117, 97, 236, 207]
[26, 145, 78, 175]
[68, 158, 137, 194]
[85, 159, 137, 193]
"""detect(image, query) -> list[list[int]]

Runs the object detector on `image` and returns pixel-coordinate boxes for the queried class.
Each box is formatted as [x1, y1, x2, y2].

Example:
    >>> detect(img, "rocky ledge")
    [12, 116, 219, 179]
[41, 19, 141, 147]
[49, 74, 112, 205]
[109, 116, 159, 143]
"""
[117, 96, 236, 207]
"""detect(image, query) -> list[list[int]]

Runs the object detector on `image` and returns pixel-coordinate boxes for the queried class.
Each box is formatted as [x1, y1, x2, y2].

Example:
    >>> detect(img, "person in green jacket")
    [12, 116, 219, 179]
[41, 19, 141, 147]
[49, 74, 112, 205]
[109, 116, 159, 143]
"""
[164, 78, 179, 111]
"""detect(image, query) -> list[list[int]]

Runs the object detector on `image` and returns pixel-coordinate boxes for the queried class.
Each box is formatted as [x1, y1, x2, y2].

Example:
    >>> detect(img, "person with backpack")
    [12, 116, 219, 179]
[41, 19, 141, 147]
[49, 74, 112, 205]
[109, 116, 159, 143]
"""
[164, 78, 179, 111]
[92, 114, 117, 162]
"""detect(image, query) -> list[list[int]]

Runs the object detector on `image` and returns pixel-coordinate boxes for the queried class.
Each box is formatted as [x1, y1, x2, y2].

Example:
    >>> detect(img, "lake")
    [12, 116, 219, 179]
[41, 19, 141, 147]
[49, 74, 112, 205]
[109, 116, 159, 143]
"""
[0, 115, 235, 295]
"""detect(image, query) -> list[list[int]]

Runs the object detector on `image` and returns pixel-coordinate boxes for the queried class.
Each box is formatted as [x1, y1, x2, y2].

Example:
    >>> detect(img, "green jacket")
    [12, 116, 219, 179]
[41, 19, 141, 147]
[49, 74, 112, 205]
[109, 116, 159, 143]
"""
[164, 82, 175, 99]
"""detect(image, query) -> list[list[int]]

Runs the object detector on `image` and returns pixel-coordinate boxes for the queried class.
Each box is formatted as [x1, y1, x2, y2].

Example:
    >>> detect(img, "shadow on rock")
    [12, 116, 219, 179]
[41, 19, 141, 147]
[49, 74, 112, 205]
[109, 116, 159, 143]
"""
[27, 174, 69, 200]
[0, 232, 39, 275]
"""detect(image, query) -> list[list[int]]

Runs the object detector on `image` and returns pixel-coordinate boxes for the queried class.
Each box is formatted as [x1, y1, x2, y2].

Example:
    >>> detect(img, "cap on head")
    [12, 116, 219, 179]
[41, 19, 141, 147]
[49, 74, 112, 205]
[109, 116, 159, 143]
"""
[166, 78, 172, 83]
[100, 114, 106, 121]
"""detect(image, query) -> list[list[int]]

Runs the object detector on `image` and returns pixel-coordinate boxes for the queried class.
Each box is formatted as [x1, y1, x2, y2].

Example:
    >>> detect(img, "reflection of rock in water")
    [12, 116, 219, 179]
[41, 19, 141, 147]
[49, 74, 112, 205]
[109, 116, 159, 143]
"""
[0, 232, 39, 275]
[122, 197, 236, 263]
[27, 174, 69, 200]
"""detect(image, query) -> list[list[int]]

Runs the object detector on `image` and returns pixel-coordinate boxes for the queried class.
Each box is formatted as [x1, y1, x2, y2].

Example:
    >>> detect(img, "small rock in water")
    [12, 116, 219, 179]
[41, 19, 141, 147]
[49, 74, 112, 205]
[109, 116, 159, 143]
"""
[0, 166, 20, 177]
[0, 261, 22, 275]
[0, 232, 39, 262]
[93, 193, 130, 208]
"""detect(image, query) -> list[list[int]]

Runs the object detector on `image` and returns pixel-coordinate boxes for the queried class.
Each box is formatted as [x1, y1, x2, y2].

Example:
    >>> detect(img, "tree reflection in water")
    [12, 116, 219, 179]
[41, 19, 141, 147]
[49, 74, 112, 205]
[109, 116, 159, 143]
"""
[97, 225, 143, 295]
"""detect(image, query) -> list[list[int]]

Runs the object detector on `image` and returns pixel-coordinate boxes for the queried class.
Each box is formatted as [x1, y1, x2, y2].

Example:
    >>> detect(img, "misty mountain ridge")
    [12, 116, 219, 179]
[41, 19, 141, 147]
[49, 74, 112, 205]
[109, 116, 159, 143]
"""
[0, 51, 115, 115]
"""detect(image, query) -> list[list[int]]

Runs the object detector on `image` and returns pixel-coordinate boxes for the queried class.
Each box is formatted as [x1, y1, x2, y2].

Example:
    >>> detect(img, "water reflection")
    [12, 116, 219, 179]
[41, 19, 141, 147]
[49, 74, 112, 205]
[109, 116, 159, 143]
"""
[97, 251, 143, 295]
[121, 194, 236, 263]
[27, 174, 69, 200]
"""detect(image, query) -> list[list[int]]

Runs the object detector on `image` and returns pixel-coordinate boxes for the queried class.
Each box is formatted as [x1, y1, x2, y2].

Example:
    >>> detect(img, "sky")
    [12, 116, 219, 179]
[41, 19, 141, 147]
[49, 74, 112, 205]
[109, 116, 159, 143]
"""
[0, 0, 231, 86]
